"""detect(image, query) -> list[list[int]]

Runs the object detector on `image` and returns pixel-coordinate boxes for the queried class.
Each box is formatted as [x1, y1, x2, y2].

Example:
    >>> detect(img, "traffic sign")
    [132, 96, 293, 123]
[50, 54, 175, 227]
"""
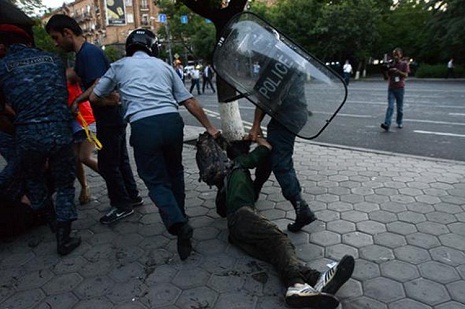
[158, 14, 167, 23]
[181, 15, 188, 24]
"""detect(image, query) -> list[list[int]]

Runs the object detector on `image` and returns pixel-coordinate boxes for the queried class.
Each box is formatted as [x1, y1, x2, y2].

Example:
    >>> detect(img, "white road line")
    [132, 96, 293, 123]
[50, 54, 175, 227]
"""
[449, 113, 465, 116]
[414, 130, 465, 138]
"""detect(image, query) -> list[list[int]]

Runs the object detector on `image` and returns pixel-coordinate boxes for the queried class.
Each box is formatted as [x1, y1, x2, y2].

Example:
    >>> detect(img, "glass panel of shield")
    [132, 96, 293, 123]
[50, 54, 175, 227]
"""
[213, 12, 348, 140]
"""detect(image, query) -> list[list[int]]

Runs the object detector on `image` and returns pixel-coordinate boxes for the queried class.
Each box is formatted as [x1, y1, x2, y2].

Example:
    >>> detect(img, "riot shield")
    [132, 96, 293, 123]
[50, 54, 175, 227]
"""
[212, 12, 347, 140]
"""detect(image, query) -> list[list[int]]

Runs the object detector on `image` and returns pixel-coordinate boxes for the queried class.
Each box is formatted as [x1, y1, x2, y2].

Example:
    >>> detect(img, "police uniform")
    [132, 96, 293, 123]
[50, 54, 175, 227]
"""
[0, 44, 77, 222]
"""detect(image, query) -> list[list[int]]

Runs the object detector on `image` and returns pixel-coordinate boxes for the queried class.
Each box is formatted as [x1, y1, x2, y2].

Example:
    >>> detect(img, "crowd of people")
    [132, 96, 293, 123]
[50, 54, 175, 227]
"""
[0, 15, 355, 308]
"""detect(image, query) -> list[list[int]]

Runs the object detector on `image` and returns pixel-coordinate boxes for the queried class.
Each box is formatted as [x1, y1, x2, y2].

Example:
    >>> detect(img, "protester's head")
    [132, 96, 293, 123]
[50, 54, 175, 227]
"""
[226, 140, 251, 160]
[45, 14, 82, 52]
[0, 24, 33, 57]
[125, 28, 158, 57]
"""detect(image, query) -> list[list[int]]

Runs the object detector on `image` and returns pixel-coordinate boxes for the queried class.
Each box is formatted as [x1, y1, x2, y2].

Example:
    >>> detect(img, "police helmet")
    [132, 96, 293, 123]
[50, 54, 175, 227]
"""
[125, 28, 159, 57]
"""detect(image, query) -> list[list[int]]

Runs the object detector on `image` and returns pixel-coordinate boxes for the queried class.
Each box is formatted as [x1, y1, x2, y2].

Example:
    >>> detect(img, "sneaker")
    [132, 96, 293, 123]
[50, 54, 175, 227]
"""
[99, 207, 134, 225]
[314, 255, 355, 295]
[177, 223, 193, 261]
[380, 123, 389, 131]
[285, 283, 339, 308]
[130, 196, 144, 207]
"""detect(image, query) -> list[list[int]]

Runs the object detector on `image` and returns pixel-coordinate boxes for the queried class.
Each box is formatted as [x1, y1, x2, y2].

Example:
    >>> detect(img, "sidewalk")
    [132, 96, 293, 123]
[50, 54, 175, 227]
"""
[1, 125, 465, 309]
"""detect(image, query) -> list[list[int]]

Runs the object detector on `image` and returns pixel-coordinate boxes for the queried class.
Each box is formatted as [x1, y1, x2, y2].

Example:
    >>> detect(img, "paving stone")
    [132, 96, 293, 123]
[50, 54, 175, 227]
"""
[52, 256, 88, 274]
[35, 292, 79, 309]
[357, 220, 387, 235]
[73, 297, 114, 309]
[417, 222, 450, 236]
[341, 210, 369, 223]
[42, 272, 83, 295]
[387, 221, 418, 235]
[419, 261, 460, 284]
[435, 301, 465, 309]
[405, 278, 451, 306]
[359, 244, 394, 263]
[0, 289, 45, 309]
[110, 262, 146, 283]
[106, 279, 148, 304]
[381, 201, 408, 213]
[326, 243, 359, 260]
[139, 282, 181, 307]
[310, 230, 341, 246]
[343, 231, 373, 247]
[446, 280, 465, 303]
[394, 245, 431, 264]
[373, 232, 407, 249]
[340, 296, 387, 309]
[430, 247, 465, 267]
[434, 203, 463, 214]
[15, 268, 54, 291]
[426, 212, 458, 225]
[389, 298, 433, 309]
[351, 259, 380, 281]
[363, 277, 405, 303]
[398, 211, 427, 224]
[369, 210, 398, 223]
[406, 233, 441, 249]
[380, 260, 420, 282]
[74, 276, 116, 298]
[176, 286, 218, 309]
[295, 243, 324, 262]
[447, 222, 465, 236]
[327, 220, 356, 234]
[215, 292, 257, 309]
[439, 233, 465, 251]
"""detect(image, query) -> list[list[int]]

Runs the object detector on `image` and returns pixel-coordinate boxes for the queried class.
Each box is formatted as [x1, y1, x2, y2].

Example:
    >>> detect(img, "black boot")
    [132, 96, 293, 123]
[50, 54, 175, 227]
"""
[56, 221, 81, 256]
[287, 198, 317, 233]
[177, 223, 193, 261]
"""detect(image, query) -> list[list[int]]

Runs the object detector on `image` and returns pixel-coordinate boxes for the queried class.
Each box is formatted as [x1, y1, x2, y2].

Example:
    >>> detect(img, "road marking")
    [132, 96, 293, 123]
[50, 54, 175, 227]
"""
[449, 113, 465, 116]
[414, 130, 465, 138]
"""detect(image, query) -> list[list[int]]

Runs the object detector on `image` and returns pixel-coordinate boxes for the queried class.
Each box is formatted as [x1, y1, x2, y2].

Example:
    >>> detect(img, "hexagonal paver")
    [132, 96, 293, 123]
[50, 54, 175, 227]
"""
[359, 245, 394, 264]
[351, 259, 380, 281]
[139, 283, 181, 307]
[357, 221, 387, 235]
[310, 231, 341, 246]
[387, 221, 417, 235]
[406, 233, 441, 249]
[341, 296, 387, 309]
[417, 222, 450, 236]
[296, 243, 324, 262]
[373, 232, 407, 249]
[176, 286, 219, 309]
[0, 289, 45, 309]
[389, 298, 433, 309]
[419, 261, 460, 284]
[15, 269, 54, 291]
[326, 244, 359, 260]
[74, 276, 115, 298]
[327, 220, 356, 234]
[394, 245, 431, 264]
[446, 280, 465, 303]
[369, 210, 398, 223]
[430, 246, 465, 267]
[36, 292, 79, 309]
[343, 232, 373, 247]
[341, 210, 369, 223]
[381, 260, 420, 282]
[215, 292, 257, 308]
[363, 277, 405, 303]
[439, 233, 465, 251]
[42, 273, 84, 295]
[172, 268, 211, 289]
[405, 278, 451, 306]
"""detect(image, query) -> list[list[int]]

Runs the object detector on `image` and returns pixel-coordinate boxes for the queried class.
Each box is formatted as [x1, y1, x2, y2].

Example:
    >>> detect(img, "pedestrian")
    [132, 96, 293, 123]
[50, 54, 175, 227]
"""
[0, 24, 80, 255]
[46, 14, 143, 225]
[202, 62, 216, 93]
[380, 47, 410, 131]
[175, 60, 184, 84]
[89, 29, 220, 261]
[189, 64, 201, 95]
[218, 137, 354, 308]
[66, 67, 98, 205]
[446, 58, 454, 79]
[342, 59, 353, 86]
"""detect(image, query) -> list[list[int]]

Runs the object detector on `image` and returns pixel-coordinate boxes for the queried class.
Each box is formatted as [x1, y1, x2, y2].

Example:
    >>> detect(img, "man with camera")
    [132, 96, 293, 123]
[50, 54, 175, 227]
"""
[381, 47, 410, 131]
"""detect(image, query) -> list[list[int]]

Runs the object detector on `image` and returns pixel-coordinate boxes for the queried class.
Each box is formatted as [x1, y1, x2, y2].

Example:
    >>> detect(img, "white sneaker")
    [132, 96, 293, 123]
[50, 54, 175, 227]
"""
[285, 283, 339, 308]
[314, 255, 355, 295]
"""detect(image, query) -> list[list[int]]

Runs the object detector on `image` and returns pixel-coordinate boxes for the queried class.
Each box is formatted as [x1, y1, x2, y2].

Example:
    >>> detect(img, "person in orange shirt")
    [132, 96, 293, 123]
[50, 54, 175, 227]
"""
[66, 68, 98, 204]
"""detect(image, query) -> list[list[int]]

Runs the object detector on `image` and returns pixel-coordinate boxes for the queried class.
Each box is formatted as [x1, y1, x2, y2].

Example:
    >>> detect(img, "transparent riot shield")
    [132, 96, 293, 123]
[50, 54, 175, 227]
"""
[212, 12, 347, 140]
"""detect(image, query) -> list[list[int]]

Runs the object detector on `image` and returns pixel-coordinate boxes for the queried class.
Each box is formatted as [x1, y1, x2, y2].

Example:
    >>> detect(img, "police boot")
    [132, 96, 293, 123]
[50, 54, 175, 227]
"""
[56, 221, 81, 256]
[287, 198, 317, 233]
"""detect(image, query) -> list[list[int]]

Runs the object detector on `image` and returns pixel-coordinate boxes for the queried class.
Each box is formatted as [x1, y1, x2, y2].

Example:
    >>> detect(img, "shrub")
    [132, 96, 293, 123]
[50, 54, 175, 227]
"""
[415, 63, 464, 78]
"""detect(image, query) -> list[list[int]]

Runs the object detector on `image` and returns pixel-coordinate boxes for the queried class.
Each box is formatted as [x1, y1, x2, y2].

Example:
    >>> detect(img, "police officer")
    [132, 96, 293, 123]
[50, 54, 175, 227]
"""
[90, 29, 219, 260]
[0, 24, 80, 255]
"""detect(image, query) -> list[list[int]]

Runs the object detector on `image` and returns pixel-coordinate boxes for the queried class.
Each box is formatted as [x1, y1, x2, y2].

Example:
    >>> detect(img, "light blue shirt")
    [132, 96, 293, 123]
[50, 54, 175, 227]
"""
[93, 51, 193, 123]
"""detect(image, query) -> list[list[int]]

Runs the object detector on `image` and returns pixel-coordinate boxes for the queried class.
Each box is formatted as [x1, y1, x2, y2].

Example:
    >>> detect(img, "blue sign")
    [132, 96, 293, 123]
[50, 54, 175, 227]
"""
[205, 19, 212, 23]
[158, 14, 167, 23]
[181, 15, 188, 24]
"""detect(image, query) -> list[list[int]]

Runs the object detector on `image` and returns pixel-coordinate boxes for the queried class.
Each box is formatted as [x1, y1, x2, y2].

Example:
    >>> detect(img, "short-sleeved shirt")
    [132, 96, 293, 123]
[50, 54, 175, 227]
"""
[388, 60, 410, 89]
[74, 41, 124, 126]
[0, 44, 72, 126]
[93, 51, 193, 123]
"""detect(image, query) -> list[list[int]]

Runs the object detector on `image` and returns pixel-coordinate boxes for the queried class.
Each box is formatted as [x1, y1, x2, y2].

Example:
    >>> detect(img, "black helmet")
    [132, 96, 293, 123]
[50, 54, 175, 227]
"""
[125, 28, 159, 57]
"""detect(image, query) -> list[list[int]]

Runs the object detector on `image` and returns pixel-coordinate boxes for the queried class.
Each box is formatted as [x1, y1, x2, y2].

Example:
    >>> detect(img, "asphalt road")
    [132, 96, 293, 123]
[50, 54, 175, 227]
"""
[181, 78, 465, 162]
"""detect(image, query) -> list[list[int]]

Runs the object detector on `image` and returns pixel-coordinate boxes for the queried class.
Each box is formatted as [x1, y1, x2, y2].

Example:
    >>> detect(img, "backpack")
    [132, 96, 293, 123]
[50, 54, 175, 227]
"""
[195, 132, 230, 187]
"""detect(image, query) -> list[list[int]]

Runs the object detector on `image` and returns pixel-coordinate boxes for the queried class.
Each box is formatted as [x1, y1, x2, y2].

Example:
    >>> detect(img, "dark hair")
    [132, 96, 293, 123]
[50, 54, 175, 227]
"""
[45, 14, 83, 36]
[226, 140, 251, 160]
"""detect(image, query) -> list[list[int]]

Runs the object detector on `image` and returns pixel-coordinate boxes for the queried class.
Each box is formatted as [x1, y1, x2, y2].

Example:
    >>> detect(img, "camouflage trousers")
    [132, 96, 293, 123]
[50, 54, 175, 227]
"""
[16, 122, 77, 222]
[0, 131, 23, 200]
[227, 206, 321, 287]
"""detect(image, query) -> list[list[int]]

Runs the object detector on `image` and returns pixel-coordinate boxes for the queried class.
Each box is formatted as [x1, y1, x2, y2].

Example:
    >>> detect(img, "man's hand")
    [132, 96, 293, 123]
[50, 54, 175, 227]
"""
[248, 125, 263, 141]
[255, 136, 272, 150]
